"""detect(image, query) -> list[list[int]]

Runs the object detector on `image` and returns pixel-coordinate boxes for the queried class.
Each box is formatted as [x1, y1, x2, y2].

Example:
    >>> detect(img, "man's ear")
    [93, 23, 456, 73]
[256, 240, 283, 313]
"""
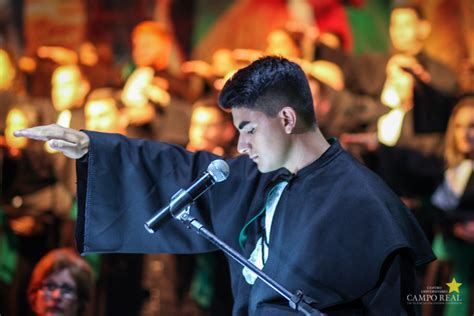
[278, 107, 297, 134]
[418, 20, 431, 41]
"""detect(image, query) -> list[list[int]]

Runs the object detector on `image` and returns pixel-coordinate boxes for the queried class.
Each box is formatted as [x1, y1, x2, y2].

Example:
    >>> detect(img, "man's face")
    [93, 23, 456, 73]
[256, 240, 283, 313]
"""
[51, 66, 82, 111]
[389, 8, 422, 53]
[232, 107, 290, 172]
[85, 98, 121, 133]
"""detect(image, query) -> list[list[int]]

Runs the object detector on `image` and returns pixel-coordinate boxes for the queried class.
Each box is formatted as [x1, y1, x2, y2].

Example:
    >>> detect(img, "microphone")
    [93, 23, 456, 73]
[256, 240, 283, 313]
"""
[145, 159, 230, 233]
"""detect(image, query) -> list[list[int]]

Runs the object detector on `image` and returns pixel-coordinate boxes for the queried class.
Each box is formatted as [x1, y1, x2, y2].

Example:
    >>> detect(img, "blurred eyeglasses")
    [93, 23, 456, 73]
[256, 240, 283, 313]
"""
[38, 283, 77, 299]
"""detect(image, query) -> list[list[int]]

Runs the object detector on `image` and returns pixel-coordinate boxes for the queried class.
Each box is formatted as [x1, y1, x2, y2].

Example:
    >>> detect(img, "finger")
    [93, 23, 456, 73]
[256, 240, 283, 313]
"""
[15, 125, 81, 144]
[48, 139, 88, 159]
[48, 139, 78, 150]
[14, 126, 55, 141]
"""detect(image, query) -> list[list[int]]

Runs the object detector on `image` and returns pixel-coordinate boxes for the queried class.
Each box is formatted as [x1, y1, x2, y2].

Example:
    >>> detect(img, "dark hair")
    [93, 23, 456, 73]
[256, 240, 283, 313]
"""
[391, 3, 426, 20]
[219, 56, 316, 130]
[28, 248, 94, 316]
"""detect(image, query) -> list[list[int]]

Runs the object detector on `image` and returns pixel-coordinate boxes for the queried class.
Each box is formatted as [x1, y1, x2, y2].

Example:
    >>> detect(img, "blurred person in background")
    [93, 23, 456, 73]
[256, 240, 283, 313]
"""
[342, 51, 447, 244]
[346, 3, 458, 113]
[122, 21, 191, 143]
[0, 102, 74, 316]
[27, 248, 94, 316]
[342, 3, 458, 246]
[427, 96, 474, 316]
[84, 88, 128, 135]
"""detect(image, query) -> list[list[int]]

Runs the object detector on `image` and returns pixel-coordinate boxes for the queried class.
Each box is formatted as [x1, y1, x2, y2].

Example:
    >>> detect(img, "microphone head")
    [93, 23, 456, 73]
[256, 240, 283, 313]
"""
[208, 159, 230, 182]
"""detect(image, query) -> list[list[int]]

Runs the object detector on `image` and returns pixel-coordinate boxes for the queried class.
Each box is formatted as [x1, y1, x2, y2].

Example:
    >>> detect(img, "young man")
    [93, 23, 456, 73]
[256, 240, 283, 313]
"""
[15, 56, 434, 315]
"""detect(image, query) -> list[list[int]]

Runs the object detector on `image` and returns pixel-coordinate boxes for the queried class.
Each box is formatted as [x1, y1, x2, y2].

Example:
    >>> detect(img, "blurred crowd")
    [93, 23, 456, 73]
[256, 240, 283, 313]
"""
[0, 0, 473, 315]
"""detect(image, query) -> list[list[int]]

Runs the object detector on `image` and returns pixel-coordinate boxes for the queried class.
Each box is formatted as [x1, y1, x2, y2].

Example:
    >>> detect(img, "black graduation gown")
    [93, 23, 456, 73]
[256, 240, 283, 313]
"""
[75, 132, 435, 315]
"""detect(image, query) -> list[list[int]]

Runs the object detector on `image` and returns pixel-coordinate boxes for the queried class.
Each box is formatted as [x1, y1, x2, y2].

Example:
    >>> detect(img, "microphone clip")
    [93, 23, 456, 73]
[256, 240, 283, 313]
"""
[169, 189, 193, 220]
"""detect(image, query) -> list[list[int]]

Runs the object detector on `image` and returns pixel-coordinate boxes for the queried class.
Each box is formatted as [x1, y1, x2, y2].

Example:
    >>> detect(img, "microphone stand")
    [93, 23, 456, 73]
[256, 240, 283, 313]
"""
[171, 205, 325, 316]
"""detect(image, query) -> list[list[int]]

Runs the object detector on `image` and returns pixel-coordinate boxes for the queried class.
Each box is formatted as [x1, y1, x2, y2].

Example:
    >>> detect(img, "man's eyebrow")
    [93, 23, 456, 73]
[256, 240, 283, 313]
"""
[238, 121, 250, 130]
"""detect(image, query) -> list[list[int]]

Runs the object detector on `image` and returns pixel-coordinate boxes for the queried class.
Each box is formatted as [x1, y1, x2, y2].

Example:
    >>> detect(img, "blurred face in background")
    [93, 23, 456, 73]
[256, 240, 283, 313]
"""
[389, 8, 425, 54]
[453, 105, 474, 158]
[0, 49, 16, 90]
[85, 98, 124, 134]
[33, 269, 79, 316]
[51, 65, 87, 111]
[189, 106, 226, 151]
[188, 105, 235, 156]
[5, 108, 29, 149]
[132, 31, 171, 70]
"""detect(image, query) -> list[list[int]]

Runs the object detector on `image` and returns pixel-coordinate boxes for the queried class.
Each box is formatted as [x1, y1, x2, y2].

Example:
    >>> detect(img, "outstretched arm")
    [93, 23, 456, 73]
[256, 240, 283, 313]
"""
[14, 124, 90, 159]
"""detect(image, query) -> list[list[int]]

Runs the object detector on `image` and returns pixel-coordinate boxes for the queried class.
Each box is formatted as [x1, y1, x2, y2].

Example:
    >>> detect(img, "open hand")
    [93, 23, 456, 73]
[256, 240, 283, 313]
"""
[13, 124, 90, 159]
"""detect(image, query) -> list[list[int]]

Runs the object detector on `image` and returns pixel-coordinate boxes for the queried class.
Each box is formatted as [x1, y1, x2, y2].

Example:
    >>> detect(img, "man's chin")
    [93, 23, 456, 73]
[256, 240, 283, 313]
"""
[256, 163, 278, 173]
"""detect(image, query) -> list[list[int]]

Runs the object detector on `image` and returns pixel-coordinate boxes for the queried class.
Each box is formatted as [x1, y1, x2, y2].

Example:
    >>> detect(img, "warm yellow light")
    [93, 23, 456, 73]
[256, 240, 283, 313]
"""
[51, 65, 82, 111]
[188, 107, 223, 151]
[0, 49, 16, 90]
[122, 67, 155, 107]
[377, 109, 405, 147]
[5, 109, 28, 149]
[266, 30, 300, 58]
[85, 98, 122, 133]
[79, 42, 99, 66]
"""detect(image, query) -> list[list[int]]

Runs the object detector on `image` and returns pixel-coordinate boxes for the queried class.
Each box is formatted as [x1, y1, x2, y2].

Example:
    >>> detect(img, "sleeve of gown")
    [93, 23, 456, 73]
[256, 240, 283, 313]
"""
[74, 131, 228, 255]
[361, 252, 420, 315]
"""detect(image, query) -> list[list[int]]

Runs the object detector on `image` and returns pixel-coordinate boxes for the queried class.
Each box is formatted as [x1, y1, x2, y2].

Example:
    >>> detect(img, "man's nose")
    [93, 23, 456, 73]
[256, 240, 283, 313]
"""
[237, 136, 249, 154]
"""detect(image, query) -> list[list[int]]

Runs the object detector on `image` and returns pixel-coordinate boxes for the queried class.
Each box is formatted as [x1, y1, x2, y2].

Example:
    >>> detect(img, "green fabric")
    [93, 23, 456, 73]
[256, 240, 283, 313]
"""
[191, 0, 233, 48]
[189, 253, 215, 308]
[121, 62, 136, 82]
[346, 0, 391, 55]
[432, 233, 474, 316]
[238, 181, 288, 250]
[0, 209, 18, 285]
[239, 206, 265, 251]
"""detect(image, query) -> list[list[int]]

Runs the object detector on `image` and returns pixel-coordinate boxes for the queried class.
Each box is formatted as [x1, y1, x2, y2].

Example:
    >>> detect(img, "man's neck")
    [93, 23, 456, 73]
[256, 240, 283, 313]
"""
[285, 128, 330, 174]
